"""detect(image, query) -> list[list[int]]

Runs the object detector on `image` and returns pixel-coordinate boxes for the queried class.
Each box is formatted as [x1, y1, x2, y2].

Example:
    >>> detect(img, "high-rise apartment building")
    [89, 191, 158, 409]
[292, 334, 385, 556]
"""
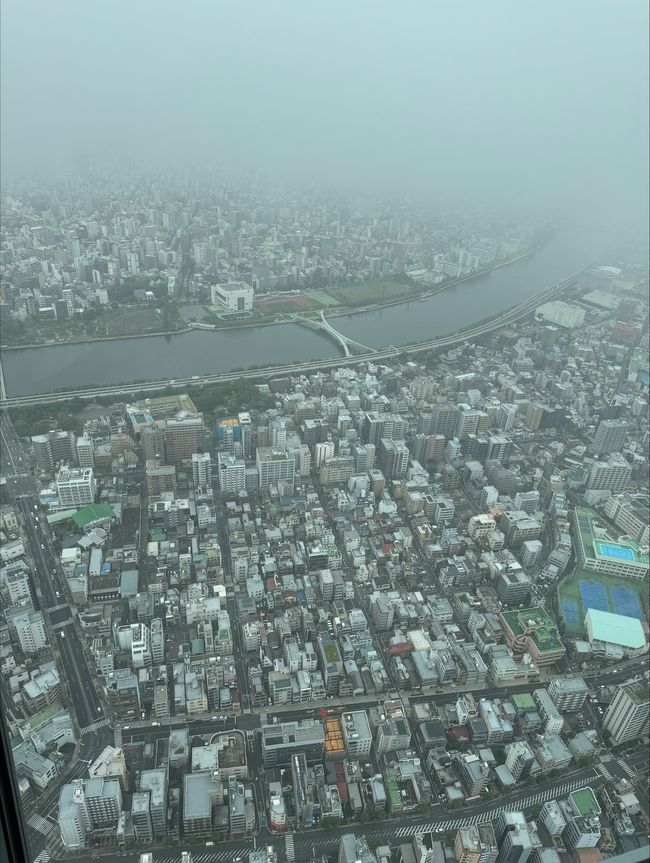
[314, 440, 335, 468]
[58, 781, 92, 849]
[593, 419, 628, 454]
[131, 791, 153, 842]
[586, 454, 632, 493]
[363, 412, 385, 446]
[31, 430, 77, 472]
[256, 447, 295, 491]
[192, 452, 212, 487]
[377, 437, 409, 480]
[238, 411, 252, 458]
[547, 677, 588, 712]
[497, 403, 518, 431]
[76, 435, 95, 468]
[150, 618, 164, 664]
[163, 414, 207, 464]
[145, 460, 177, 495]
[432, 404, 460, 438]
[603, 682, 650, 745]
[494, 812, 531, 863]
[4, 563, 33, 608]
[341, 711, 372, 757]
[217, 452, 246, 493]
[486, 432, 513, 465]
[504, 741, 535, 782]
[140, 768, 168, 837]
[456, 408, 481, 439]
[14, 610, 47, 654]
[130, 623, 152, 668]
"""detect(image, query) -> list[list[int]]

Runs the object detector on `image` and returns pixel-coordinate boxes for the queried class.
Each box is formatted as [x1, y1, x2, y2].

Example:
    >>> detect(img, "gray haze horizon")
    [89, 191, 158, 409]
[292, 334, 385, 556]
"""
[1, 0, 648, 234]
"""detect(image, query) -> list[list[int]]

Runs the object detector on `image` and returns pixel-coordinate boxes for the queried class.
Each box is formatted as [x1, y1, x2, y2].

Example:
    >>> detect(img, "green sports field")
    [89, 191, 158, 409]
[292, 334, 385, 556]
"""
[327, 280, 416, 307]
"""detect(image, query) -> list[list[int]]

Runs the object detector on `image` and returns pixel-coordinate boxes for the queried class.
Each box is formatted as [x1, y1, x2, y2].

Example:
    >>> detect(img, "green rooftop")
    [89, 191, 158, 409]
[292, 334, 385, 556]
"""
[501, 607, 564, 654]
[387, 778, 401, 806]
[511, 693, 536, 711]
[25, 702, 63, 728]
[570, 787, 600, 817]
[72, 503, 114, 529]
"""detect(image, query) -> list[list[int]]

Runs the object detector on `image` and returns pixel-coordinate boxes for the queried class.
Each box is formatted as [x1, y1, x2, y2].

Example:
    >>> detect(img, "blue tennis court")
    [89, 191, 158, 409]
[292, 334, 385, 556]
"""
[561, 598, 579, 624]
[611, 585, 643, 619]
[596, 542, 635, 561]
[579, 579, 609, 612]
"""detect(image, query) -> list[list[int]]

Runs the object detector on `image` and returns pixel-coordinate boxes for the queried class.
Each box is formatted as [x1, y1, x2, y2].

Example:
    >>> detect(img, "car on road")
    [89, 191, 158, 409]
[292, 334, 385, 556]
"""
[55, 590, 60, 597]
[60, 631, 65, 638]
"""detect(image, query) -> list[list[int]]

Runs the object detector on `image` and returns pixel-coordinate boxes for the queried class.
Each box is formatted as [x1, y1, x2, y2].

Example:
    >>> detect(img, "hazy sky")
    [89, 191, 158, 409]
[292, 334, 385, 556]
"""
[1, 0, 648, 224]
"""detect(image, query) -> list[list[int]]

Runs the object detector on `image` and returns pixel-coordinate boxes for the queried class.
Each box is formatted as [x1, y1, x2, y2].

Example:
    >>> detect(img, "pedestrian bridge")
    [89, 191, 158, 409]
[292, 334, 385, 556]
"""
[292, 310, 373, 356]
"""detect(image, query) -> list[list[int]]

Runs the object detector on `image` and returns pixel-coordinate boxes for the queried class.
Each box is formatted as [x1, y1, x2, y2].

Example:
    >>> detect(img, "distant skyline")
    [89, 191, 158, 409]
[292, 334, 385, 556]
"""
[1, 0, 648, 232]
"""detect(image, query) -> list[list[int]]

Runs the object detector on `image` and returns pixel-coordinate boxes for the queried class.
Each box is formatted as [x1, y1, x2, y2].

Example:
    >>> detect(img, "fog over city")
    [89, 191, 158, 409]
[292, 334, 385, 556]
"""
[1, 0, 648, 228]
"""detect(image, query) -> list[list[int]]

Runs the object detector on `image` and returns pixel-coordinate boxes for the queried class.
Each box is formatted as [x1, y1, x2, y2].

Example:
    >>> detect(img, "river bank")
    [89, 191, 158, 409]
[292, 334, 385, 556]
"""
[1, 225, 610, 397]
[0, 234, 553, 352]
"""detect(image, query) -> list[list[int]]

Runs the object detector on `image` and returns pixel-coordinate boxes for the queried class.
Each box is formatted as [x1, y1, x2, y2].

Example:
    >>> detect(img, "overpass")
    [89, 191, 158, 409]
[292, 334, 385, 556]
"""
[0, 276, 576, 409]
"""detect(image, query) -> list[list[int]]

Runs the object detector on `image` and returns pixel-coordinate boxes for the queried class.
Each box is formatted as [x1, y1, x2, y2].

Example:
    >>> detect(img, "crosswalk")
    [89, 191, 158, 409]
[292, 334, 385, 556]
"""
[80, 717, 109, 734]
[52, 617, 74, 632]
[27, 813, 55, 835]
[285, 833, 296, 861]
[596, 763, 614, 781]
[48, 603, 68, 613]
[391, 776, 599, 839]
[32, 852, 51, 863]
[155, 853, 250, 863]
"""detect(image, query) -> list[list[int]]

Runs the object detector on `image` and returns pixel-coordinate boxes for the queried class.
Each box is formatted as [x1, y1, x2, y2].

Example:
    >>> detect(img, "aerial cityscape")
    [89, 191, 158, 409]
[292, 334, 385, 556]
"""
[0, 3, 648, 863]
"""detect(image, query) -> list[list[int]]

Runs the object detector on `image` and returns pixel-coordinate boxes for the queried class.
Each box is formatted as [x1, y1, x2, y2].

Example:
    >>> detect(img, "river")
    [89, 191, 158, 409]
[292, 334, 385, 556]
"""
[2, 226, 609, 397]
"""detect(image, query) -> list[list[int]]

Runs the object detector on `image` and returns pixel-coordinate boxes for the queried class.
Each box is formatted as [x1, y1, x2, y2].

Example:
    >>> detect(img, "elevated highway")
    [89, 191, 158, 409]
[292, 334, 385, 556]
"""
[0, 277, 575, 409]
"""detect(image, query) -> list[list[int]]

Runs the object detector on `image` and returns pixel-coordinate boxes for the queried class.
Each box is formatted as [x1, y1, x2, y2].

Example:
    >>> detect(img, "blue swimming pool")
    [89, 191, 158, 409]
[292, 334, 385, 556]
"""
[596, 542, 635, 561]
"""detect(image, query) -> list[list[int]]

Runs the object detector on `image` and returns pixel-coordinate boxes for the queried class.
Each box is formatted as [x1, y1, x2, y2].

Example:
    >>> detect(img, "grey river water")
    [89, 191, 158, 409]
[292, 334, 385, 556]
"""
[2, 226, 609, 397]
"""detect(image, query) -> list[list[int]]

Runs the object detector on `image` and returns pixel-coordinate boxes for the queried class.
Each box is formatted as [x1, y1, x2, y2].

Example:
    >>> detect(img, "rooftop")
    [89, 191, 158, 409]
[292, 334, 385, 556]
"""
[585, 608, 646, 649]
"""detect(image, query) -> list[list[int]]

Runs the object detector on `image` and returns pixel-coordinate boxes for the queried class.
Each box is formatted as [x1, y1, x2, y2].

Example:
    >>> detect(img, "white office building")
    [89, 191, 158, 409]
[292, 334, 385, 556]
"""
[211, 281, 254, 311]
[56, 466, 96, 507]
